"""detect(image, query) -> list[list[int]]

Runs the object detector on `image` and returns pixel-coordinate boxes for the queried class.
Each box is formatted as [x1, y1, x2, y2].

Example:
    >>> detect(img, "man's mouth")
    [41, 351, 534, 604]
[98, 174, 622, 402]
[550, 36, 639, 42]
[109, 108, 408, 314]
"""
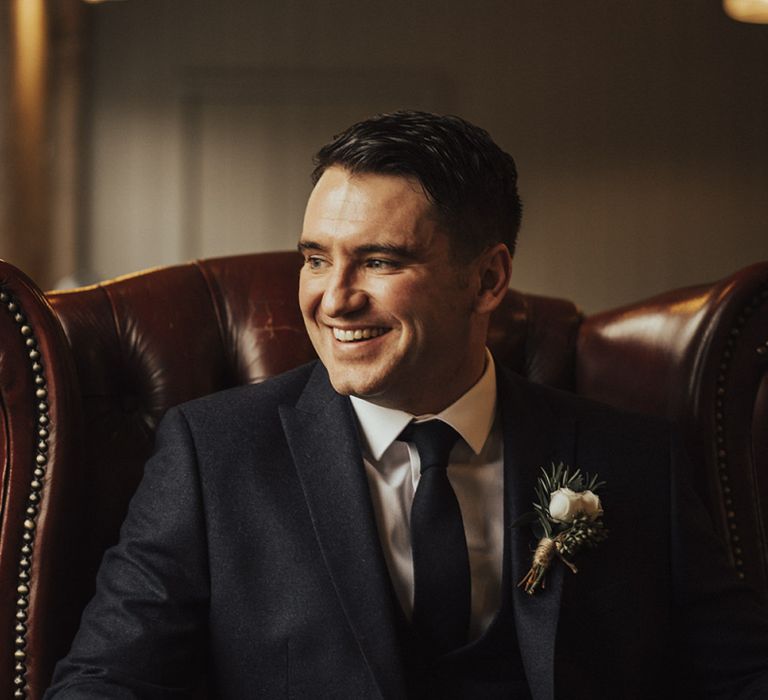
[332, 327, 389, 343]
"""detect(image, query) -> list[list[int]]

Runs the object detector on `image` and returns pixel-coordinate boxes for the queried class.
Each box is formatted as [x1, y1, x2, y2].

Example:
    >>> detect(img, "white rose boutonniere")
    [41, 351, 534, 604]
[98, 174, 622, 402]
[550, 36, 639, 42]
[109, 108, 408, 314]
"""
[517, 462, 608, 595]
[549, 487, 603, 523]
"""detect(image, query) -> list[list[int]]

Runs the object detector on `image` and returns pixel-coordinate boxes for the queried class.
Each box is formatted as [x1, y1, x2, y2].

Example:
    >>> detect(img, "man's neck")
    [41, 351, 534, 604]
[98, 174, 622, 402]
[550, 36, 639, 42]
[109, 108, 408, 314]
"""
[350, 350, 497, 460]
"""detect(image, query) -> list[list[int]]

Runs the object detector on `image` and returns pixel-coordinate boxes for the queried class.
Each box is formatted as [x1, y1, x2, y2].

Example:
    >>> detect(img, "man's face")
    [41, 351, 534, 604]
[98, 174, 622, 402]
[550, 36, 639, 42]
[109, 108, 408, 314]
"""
[298, 166, 489, 415]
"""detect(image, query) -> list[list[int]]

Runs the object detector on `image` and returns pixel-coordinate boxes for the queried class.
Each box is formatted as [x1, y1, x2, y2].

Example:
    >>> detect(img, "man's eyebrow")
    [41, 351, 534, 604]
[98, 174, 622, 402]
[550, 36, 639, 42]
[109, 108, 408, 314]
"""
[354, 243, 418, 259]
[297, 241, 323, 253]
[297, 241, 419, 259]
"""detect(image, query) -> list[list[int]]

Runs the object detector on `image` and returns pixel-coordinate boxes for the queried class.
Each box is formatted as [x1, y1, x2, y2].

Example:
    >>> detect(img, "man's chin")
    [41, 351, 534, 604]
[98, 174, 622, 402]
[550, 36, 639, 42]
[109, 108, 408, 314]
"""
[328, 380, 378, 399]
[326, 371, 386, 402]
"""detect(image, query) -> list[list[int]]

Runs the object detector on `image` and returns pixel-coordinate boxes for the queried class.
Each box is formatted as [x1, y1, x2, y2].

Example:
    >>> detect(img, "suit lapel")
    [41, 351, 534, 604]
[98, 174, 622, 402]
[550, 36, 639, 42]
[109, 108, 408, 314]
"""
[279, 364, 406, 700]
[499, 368, 576, 700]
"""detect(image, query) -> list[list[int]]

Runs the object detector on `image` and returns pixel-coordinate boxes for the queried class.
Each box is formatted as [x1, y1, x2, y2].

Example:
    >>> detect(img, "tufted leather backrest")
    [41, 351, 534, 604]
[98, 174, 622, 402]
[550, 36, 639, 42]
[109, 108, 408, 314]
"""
[45, 254, 322, 583]
[1, 251, 765, 699]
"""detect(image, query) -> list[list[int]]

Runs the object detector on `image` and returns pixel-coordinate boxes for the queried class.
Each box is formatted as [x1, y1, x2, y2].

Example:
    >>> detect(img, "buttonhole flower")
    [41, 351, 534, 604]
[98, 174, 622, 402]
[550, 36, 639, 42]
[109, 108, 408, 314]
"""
[515, 462, 608, 595]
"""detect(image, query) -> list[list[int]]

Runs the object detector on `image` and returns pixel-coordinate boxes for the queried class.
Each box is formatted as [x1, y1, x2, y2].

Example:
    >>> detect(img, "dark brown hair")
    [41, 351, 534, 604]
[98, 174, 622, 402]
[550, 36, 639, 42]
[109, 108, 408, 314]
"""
[312, 110, 522, 257]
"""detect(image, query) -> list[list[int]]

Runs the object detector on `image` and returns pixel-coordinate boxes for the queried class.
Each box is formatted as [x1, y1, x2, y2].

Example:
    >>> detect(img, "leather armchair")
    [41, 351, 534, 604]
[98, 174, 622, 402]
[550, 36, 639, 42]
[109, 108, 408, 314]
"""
[1, 251, 766, 699]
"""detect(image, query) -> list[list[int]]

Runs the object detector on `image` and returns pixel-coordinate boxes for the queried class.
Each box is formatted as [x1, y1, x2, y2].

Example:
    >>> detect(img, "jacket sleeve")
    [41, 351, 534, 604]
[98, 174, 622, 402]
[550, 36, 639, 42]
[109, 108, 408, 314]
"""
[44, 407, 210, 699]
[670, 434, 768, 699]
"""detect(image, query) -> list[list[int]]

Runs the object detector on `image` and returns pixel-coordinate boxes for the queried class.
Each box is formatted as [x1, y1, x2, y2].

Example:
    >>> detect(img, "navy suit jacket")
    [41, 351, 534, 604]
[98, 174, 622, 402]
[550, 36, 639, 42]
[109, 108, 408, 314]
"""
[46, 361, 768, 699]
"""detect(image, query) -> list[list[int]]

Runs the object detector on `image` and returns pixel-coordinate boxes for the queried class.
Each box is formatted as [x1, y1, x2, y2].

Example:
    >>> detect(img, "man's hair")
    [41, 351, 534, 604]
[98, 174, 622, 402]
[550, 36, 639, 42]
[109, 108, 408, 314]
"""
[311, 110, 522, 258]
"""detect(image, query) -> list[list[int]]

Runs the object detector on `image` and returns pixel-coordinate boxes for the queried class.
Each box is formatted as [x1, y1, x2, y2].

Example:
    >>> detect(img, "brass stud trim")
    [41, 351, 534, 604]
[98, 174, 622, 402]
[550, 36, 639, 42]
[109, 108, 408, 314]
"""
[713, 281, 768, 579]
[2, 284, 52, 700]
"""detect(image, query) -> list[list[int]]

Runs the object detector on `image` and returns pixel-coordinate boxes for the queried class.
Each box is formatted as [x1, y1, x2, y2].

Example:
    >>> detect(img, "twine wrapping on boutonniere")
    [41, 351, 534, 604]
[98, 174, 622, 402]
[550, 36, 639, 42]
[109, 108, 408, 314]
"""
[516, 462, 608, 595]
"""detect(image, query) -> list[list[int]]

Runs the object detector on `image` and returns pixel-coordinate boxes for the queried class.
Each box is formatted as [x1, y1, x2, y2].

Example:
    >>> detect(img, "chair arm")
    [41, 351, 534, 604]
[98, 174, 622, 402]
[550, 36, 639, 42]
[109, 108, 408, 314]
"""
[0, 260, 82, 700]
[577, 262, 768, 595]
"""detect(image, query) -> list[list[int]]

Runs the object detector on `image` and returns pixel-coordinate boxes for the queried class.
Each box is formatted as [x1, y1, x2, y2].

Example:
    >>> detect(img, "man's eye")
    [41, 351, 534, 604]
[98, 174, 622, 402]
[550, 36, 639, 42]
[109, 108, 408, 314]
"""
[366, 258, 397, 270]
[306, 256, 326, 270]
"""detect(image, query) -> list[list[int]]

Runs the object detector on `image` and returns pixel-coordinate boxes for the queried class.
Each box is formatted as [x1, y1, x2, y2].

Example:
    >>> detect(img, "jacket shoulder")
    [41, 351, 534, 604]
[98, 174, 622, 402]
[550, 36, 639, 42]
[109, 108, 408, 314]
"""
[500, 365, 672, 444]
[174, 361, 319, 425]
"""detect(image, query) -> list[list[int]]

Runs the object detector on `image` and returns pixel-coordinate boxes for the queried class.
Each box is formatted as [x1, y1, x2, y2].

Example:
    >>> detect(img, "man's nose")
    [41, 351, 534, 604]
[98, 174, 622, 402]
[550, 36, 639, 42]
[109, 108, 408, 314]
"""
[320, 268, 367, 317]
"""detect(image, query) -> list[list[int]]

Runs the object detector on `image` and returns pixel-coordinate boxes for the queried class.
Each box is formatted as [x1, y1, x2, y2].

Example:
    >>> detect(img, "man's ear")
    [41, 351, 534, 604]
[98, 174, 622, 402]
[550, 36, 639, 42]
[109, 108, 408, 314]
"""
[474, 243, 512, 314]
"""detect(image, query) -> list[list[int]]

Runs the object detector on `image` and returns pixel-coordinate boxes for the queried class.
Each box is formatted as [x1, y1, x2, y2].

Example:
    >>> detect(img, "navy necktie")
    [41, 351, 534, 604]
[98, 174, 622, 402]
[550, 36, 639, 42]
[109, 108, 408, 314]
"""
[399, 420, 471, 654]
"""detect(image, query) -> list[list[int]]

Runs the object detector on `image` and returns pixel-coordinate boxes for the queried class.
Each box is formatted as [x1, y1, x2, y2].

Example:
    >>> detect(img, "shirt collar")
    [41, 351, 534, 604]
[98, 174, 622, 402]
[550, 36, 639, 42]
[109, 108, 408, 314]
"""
[350, 349, 497, 461]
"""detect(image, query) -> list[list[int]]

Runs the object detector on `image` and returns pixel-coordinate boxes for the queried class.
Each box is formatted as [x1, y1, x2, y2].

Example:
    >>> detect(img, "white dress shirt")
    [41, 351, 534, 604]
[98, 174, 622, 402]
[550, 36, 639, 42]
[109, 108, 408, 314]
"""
[350, 350, 504, 640]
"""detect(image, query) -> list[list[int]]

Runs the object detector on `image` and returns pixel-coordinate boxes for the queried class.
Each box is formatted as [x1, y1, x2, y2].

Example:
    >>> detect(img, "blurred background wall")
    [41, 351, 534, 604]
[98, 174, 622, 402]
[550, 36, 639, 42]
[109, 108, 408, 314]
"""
[1, 0, 767, 311]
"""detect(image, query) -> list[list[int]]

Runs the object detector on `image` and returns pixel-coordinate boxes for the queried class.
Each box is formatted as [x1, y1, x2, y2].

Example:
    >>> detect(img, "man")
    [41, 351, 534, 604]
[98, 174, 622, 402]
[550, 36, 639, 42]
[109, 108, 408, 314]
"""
[47, 112, 768, 699]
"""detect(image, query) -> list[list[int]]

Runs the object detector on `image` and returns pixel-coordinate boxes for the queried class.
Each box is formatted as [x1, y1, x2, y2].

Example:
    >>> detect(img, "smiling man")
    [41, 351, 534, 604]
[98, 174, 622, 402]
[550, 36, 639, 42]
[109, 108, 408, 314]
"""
[47, 112, 768, 699]
[298, 166, 508, 414]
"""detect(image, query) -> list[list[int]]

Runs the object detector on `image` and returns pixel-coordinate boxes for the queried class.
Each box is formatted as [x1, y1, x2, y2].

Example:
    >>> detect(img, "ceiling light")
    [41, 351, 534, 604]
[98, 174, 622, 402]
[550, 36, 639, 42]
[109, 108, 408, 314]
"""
[724, 0, 768, 23]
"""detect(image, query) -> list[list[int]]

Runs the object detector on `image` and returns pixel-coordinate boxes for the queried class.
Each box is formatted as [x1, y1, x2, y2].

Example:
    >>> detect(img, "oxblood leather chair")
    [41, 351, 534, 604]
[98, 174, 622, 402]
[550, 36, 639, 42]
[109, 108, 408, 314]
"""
[1, 251, 766, 699]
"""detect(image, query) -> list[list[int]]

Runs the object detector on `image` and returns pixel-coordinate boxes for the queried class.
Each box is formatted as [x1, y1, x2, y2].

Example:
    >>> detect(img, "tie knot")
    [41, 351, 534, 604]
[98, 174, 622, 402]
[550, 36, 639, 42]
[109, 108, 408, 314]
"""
[398, 420, 460, 473]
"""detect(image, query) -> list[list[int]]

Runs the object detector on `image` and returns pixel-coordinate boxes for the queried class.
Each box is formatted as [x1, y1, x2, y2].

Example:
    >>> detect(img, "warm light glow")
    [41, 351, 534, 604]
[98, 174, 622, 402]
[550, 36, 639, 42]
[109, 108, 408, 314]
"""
[12, 0, 47, 163]
[724, 0, 768, 23]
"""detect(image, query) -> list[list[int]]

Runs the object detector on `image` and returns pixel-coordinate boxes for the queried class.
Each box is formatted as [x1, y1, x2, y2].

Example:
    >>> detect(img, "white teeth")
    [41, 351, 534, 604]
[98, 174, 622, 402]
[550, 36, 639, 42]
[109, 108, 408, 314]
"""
[333, 327, 385, 342]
